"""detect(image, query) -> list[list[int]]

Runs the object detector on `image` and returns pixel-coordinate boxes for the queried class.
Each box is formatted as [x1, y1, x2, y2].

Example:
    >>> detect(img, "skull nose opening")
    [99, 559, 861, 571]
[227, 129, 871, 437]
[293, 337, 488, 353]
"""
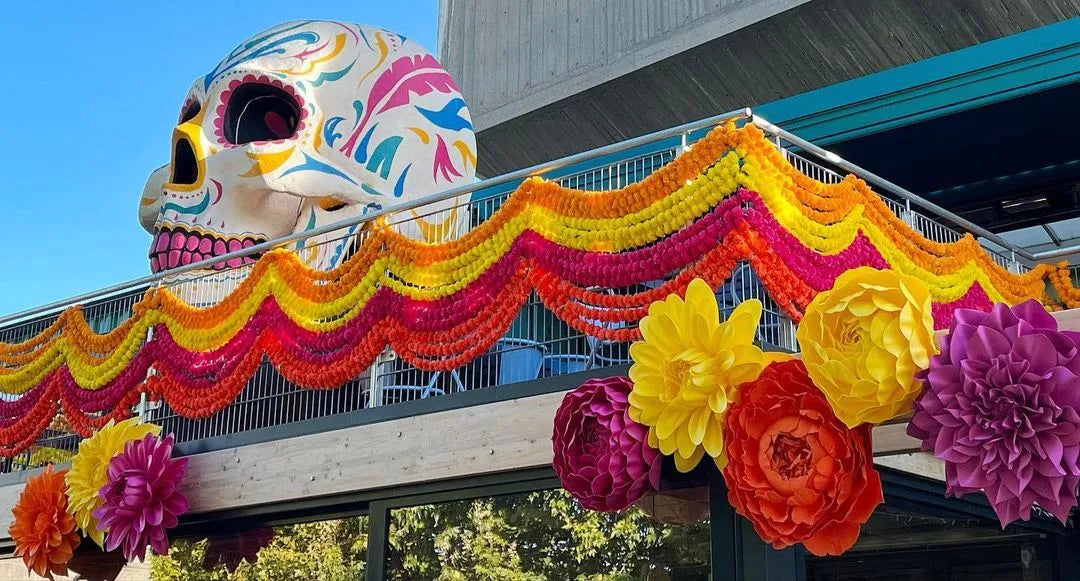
[170, 137, 199, 185]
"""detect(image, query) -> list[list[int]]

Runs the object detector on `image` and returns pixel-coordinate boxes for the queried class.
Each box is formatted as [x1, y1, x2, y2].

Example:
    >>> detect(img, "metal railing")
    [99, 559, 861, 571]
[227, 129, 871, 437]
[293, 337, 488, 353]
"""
[776, 133, 1025, 274]
[0, 288, 146, 473]
[0, 109, 1049, 472]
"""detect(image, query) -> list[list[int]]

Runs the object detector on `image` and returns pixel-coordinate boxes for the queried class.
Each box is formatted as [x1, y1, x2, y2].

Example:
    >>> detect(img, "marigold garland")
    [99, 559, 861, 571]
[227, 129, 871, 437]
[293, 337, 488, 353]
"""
[0, 121, 1067, 455]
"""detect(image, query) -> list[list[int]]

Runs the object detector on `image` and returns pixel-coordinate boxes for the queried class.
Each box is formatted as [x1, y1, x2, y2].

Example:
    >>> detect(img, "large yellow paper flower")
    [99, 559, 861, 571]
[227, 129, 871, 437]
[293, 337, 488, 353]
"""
[65, 418, 161, 548]
[628, 278, 792, 472]
[797, 267, 937, 427]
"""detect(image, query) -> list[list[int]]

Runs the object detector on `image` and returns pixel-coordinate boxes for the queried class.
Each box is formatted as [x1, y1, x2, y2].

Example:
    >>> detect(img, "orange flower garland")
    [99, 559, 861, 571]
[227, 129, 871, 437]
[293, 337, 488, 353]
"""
[0, 123, 1060, 371]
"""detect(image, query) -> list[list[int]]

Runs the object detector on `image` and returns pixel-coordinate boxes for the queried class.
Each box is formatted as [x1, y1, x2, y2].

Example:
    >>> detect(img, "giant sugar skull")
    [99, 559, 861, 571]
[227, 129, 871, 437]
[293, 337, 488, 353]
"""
[139, 20, 476, 280]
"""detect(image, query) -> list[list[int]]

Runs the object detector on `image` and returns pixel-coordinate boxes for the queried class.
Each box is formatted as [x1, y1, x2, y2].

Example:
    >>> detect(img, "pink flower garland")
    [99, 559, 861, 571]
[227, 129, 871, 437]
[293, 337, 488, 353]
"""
[931, 283, 993, 329]
[57, 351, 153, 413]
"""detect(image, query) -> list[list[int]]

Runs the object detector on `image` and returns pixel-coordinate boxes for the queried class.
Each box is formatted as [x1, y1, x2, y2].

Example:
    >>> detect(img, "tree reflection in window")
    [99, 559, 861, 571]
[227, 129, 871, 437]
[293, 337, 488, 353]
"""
[387, 488, 710, 580]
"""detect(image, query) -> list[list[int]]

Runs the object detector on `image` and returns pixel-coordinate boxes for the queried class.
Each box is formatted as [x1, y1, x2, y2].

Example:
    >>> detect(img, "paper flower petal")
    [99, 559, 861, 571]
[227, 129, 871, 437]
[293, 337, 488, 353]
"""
[10, 465, 81, 579]
[909, 300, 1080, 527]
[723, 360, 882, 556]
[798, 267, 938, 427]
[92, 434, 190, 562]
[65, 418, 161, 548]
[553, 376, 662, 511]
[629, 278, 780, 471]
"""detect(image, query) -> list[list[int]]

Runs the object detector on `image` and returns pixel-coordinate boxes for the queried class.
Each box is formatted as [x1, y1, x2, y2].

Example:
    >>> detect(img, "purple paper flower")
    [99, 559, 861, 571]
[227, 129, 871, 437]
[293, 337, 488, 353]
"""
[909, 300, 1080, 526]
[93, 434, 190, 562]
[552, 376, 662, 512]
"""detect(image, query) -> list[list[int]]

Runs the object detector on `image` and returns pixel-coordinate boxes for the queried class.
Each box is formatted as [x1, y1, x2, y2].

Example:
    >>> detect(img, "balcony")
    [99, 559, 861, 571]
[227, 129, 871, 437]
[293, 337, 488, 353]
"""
[0, 109, 1057, 479]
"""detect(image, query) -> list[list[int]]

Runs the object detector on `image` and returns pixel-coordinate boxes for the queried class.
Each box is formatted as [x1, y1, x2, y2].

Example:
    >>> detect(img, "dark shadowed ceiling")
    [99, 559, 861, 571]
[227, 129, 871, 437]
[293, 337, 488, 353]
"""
[472, 0, 1080, 177]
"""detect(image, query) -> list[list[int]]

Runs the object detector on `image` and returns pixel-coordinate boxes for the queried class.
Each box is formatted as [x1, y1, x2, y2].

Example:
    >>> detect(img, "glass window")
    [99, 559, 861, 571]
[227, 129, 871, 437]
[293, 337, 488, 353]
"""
[386, 488, 711, 580]
[150, 517, 368, 580]
[805, 505, 1056, 581]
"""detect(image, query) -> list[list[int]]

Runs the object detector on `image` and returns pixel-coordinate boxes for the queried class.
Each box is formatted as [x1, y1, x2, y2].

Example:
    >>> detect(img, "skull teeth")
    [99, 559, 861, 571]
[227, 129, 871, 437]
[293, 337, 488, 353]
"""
[149, 226, 267, 273]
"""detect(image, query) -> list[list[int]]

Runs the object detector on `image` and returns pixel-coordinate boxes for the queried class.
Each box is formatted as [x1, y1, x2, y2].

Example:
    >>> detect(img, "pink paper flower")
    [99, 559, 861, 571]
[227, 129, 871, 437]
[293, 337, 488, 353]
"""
[909, 300, 1080, 526]
[93, 434, 190, 561]
[552, 376, 661, 511]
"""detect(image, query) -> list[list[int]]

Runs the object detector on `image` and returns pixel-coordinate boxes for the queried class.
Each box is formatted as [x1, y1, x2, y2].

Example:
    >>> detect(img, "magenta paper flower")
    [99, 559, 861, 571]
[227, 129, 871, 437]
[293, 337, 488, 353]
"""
[909, 300, 1080, 526]
[93, 434, 190, 561]
[552, 376, 662, 511]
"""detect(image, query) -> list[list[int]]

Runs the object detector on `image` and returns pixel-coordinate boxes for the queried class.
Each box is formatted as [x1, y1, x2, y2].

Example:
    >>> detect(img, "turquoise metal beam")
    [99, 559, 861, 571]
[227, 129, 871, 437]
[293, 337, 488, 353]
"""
[756, 17, 1080, 145]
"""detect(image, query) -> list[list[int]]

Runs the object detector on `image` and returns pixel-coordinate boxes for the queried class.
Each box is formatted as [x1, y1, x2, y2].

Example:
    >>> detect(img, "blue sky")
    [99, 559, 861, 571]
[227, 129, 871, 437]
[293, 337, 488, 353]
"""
[0, 1, 438, 315]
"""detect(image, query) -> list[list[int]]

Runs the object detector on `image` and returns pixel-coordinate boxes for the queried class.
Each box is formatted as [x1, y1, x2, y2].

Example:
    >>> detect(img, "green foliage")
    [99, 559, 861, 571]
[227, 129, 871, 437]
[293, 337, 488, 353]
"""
[386, 490, 710, 580]
[152, 518, 367, 581]
[153, 489, 709, 581]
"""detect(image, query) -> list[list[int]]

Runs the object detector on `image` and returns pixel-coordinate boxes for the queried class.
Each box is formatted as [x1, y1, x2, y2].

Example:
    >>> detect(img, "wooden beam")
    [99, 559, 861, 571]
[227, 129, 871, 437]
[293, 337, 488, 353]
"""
[876, 453, 945, 482]
[872, 422, 923, 457]
[0, 391, 928, 532]
[0, 391, 564, 533]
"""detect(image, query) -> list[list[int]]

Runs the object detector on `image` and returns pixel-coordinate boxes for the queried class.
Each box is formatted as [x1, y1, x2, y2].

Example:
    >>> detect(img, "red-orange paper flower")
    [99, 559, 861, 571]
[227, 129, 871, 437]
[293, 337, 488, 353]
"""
[722, 360, 882, 556]
[9, 465, 80, 579]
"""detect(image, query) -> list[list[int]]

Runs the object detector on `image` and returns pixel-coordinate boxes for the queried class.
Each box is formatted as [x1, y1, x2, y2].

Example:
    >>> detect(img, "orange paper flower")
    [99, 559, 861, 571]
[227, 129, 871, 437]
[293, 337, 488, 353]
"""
[722, 360, 882, 556]
[9, 465, 81, 579]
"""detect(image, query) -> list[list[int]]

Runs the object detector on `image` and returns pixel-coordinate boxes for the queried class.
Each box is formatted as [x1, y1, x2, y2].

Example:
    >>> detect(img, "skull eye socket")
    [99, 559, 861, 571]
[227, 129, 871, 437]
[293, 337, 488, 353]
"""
[179, 100, 201, 124]
[223, 83, 302, 145]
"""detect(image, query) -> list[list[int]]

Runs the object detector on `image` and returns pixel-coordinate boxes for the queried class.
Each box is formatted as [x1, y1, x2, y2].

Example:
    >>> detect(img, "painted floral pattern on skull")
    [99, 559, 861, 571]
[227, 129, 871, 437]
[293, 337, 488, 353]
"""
[139, 20, 477, 277]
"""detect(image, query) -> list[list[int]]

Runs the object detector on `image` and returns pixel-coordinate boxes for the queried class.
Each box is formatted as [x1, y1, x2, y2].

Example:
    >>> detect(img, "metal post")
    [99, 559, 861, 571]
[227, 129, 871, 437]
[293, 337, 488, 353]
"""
[136, 392, 149, 422]
[710, 472, 805, 581]
[900, 194, 919, 233]
[135, 323, 155, 422]
[710, 475, 740, 581]
[1050, 529, 1080, 581]
[368, 351, 385, 408]
[365, 500, 391, 581]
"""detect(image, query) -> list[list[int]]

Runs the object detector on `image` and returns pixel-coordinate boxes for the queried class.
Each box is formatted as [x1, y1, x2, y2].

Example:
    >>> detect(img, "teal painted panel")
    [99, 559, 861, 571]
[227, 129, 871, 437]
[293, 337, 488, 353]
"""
[756, 18, 1080, 144]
